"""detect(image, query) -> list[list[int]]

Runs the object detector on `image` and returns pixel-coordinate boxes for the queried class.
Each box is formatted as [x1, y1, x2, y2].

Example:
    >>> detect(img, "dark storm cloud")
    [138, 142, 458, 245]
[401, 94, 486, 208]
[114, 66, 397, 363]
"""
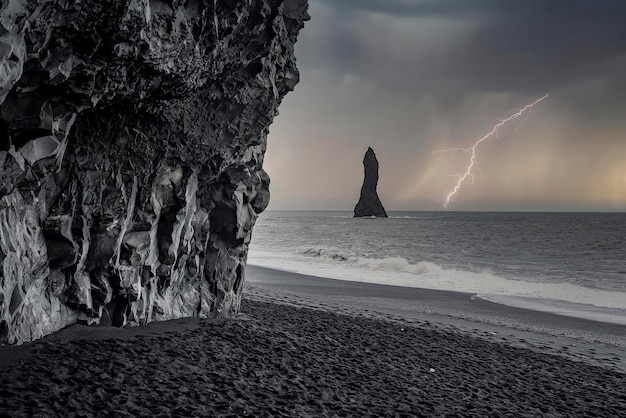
[321, 0, 626, 22]
[318, 0, 484, 19]
[448, 1, 626, 94]
[308, 0, 626, 100]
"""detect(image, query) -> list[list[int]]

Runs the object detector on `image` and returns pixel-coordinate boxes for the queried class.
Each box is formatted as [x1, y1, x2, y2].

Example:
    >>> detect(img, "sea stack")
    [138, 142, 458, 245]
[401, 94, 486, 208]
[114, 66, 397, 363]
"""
[354, 148, 388, 218]
[0, 1, 309, 344]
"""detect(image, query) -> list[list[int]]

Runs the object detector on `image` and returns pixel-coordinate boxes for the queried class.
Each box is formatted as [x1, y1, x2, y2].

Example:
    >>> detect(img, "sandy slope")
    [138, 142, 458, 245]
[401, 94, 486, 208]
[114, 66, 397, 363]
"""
[1, 297, 625, 417]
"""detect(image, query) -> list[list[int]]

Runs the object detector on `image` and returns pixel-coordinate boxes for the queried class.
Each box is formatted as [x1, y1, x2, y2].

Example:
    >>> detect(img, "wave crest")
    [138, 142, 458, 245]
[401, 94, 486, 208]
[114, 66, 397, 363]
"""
[298, 247, 431, 275]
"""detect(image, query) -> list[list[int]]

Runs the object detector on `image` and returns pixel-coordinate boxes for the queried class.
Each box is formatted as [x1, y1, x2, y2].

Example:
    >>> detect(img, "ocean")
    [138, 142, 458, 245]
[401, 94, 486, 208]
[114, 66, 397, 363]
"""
[247, 211, 626, 324]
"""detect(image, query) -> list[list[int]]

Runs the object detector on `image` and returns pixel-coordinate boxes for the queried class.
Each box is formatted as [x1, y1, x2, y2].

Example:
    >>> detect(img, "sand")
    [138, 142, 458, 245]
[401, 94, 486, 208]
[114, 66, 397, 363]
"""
[245, 266, 626, 373]
[1, 267, 625, 417]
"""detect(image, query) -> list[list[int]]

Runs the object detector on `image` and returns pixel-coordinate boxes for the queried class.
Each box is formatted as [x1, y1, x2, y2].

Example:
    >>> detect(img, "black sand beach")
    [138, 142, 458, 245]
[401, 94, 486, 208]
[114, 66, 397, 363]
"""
[1, 267, 625, 417]
[246, 266, 626, 373]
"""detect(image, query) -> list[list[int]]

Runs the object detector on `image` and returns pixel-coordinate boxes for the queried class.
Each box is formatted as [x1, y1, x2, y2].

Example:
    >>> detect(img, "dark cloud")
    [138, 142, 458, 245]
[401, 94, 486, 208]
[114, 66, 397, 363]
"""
[450, 2, 626, 93]
[320, 0, 626, 27]
[305, 0, 626, 98]
[317, 0, 486, 19]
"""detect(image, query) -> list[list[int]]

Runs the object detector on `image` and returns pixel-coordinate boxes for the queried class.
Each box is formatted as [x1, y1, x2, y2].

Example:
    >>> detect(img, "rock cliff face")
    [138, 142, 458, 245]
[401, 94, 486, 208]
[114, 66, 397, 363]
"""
[0, 0, 308, 344]
[354, 147, 388, 218]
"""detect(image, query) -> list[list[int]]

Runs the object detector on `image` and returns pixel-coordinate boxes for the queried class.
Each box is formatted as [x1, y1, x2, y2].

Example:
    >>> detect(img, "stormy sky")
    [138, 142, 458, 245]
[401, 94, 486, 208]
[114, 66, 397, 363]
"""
[264, 0, 626, 211]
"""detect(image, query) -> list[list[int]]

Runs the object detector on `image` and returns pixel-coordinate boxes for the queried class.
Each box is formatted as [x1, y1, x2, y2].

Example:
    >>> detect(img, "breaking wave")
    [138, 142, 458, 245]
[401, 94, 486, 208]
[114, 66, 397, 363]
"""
[298, 247, 431, 275]
[248, 245, 626, 312]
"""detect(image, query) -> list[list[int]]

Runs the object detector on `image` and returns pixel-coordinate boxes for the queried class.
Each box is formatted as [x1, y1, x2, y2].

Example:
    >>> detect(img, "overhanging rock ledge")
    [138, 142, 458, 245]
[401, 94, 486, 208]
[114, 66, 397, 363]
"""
[0, 0, 309, 344]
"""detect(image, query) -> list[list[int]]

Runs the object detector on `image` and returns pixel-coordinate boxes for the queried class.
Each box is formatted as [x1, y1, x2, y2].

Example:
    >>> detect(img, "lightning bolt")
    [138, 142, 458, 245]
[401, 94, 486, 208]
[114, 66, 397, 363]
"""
[441, 93, 549, 209]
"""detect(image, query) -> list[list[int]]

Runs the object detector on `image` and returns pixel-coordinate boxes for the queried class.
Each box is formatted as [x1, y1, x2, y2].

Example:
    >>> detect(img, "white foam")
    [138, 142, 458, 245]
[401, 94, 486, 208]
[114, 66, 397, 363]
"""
[247, 246, 626, 314]
[476, 294, 626, 325]
[298, 248, 431, 274]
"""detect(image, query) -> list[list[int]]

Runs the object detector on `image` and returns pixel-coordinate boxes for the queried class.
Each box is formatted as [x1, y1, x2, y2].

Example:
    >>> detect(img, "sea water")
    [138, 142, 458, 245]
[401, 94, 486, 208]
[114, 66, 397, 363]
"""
[247, 211, 626, 324]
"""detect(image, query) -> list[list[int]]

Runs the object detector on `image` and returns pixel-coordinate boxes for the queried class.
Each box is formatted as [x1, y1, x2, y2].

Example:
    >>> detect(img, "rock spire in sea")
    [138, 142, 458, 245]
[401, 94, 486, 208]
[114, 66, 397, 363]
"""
[354, 147, 388, 218]
[0, 0, 309, 344]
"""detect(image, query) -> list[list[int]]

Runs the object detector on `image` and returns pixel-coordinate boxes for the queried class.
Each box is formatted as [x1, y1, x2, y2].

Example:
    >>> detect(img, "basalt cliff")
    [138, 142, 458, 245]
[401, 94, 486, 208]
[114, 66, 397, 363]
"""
[0, 0, 308, 344]
[354, 147, 387, 218]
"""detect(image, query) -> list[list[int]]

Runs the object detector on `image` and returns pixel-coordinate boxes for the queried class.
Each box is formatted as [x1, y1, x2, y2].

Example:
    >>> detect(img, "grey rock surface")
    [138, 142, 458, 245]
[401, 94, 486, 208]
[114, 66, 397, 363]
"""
[354, 147, 388, 218]
[0, 0, 308, 344]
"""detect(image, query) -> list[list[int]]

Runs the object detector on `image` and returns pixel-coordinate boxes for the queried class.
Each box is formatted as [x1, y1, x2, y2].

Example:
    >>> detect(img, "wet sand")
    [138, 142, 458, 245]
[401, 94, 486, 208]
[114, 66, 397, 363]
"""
[0, 267, 625, 417]
[246, 265, 626, 373]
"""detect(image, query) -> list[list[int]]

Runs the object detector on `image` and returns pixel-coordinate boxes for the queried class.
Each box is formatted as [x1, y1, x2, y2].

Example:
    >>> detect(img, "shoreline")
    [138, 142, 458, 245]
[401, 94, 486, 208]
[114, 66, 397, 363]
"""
[246, 257, 626, 321]
[245, 264, 626, 373]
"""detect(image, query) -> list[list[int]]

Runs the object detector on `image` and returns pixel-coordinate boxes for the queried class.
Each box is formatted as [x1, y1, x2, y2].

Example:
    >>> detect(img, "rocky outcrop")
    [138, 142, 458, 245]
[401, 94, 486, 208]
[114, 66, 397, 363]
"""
[354, 147, 388, 218]
[0, 0, 308, 344]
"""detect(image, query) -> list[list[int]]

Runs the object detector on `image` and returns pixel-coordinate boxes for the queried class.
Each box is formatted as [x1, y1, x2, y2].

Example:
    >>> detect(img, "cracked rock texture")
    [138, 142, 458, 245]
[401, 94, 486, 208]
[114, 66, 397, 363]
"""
[354, 147, 388, 218]
[0, 0, 308, 344]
